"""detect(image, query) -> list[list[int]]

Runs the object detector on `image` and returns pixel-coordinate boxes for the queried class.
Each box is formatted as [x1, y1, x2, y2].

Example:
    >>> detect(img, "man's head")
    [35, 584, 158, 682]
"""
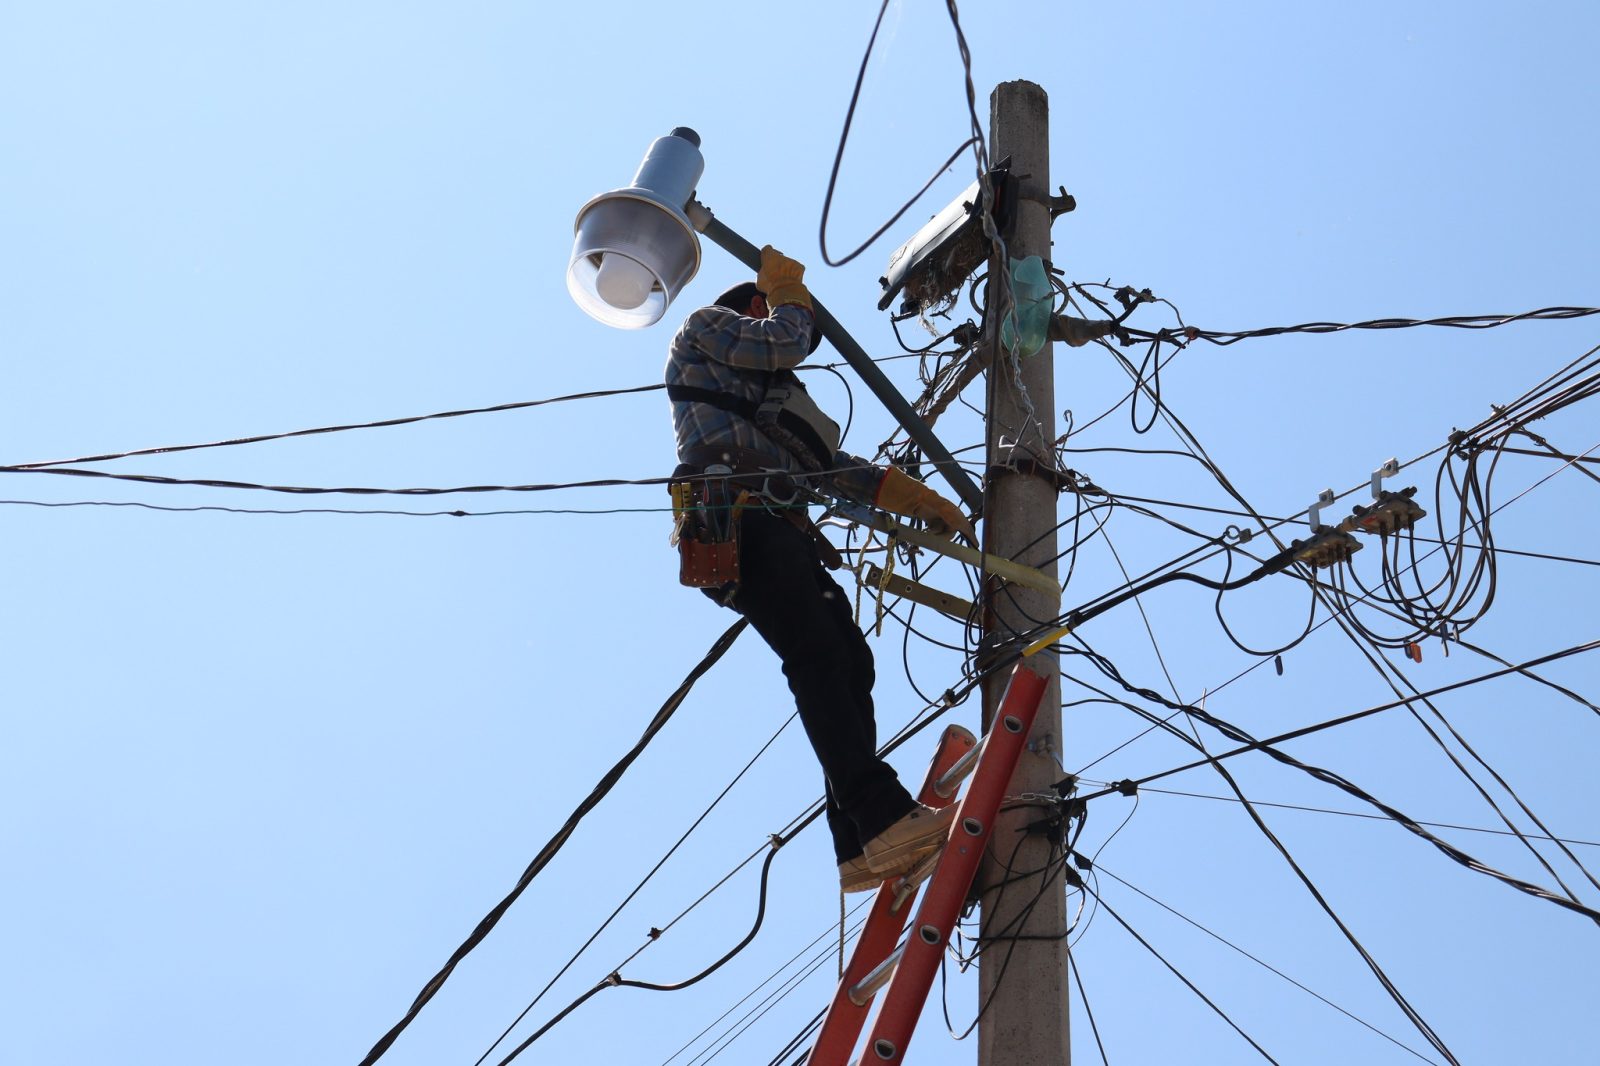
[714, 281, 766, 318]
[712, 280, 819, 353]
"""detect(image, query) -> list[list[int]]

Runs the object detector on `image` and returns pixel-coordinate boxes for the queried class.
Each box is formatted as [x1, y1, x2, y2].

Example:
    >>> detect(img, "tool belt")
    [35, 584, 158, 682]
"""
[669, 447, 843, 595]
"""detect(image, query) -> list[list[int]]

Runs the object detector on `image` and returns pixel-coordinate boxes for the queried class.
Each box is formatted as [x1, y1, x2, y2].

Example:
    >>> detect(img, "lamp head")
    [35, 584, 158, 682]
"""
[567, 128, 705, 329]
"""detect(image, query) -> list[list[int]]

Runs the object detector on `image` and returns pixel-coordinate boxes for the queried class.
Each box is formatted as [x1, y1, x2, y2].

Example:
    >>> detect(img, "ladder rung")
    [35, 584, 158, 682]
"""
[848, 944, 904, 1007]
[889, 850, 944, 912]
[933, 733, 988, 799]
[854, 850, 946, 1005]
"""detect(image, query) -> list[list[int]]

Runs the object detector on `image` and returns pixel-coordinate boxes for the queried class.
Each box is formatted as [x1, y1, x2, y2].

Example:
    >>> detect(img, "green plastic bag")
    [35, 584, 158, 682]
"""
[999, 254, 1052, 358]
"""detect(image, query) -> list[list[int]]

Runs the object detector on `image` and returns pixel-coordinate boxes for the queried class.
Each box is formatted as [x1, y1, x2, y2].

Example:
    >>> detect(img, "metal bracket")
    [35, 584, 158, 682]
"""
[1307, 488, 1336, 531]
[1047, 186, 1076, 219]
[1370, 457, 1400, 500]
[862, 563, 975, 622]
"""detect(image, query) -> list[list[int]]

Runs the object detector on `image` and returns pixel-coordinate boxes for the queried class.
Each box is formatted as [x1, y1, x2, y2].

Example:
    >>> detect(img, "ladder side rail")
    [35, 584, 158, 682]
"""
[855, 665, 1050, 1066]
[806, 724, 978, 1065]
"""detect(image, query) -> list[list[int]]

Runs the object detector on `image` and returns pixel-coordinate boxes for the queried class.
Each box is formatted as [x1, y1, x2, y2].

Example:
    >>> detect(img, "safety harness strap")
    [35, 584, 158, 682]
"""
[667, 381, 836, 473]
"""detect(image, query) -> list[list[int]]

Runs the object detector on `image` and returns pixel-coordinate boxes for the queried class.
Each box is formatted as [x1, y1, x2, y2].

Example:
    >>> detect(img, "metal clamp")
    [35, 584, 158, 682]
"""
[758, 472, 802, 508]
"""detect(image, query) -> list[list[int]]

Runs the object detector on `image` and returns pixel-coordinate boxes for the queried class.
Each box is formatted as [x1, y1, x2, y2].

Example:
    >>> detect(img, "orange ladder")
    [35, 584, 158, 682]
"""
[807, 664, 1050, 1065]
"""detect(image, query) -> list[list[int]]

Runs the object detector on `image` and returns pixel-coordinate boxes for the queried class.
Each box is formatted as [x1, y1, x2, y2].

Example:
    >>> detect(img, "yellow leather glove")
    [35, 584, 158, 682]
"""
[756, 245, 814, 313]
[876, 467, 977, 543]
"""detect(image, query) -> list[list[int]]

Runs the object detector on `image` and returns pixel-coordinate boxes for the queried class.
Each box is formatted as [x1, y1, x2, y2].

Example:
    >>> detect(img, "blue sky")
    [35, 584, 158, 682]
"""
[3, 3, 1597, 1064]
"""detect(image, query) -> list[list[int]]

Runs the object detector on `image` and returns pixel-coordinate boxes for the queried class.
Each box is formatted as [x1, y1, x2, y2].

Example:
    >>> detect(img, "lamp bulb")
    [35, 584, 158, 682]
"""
[593, 253, 655, 311]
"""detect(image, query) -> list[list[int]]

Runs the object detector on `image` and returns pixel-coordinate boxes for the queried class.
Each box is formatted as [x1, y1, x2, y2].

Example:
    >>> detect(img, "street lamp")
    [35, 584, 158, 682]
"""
[567, 127, 705, 329]
[564, 127, 985, 513]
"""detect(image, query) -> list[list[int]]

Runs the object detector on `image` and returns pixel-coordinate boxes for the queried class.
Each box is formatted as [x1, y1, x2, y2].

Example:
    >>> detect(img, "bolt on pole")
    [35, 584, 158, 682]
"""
[978, 79, 1070, 1066]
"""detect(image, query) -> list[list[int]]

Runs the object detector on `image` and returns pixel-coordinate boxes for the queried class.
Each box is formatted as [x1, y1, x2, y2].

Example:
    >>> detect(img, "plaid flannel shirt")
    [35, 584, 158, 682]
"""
[665, 303, 884, 505]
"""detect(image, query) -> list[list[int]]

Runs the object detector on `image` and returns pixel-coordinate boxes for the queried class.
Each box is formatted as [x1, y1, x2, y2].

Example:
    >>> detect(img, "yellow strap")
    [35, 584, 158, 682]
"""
[873, 537, 897, 637]
[1023, 624, 1071, 658]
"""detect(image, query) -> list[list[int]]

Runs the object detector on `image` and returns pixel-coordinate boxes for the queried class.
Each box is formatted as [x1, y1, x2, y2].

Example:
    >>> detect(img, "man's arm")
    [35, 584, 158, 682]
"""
[823, 456, 975, 542]
[825, 452, 886, 507]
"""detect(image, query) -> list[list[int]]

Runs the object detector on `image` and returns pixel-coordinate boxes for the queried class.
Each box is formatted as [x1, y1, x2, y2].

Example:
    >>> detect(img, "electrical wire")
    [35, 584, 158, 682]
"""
[1082, 885, 1284, 1064]
[355, 619, 748, 1066]
[815, 0, 981, 269]
[1186, 305, 1600, 346]
[1128, 786, 1600, 849]
[1073, 638, 1600, 923]
[662, 905, 872, 1066]
[1090, 863, 1444, 1065]
[1068, 952, 1113, 1066]
[474, 705, 801, 1066]
[5, 385, 669, 470]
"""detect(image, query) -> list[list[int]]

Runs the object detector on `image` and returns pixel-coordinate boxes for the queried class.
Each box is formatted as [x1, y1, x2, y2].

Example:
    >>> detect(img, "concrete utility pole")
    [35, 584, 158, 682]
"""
[978, 80, 1069, 1066]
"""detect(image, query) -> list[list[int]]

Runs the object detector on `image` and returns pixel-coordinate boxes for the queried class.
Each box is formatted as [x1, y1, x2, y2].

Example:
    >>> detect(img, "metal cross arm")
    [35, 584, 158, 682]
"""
[826, 500, 1057, 596]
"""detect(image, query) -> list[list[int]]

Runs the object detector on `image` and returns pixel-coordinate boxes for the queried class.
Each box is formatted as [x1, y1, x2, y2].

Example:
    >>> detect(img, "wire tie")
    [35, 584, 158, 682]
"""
[768, 832, 785, 850]
[605, 971, 623, 987]
[1113, 779, 1138, 797]
[647, 927, 662, 941]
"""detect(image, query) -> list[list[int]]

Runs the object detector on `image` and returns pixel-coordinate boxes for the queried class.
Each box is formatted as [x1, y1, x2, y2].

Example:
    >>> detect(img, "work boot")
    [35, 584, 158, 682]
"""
[837, 854, 883, 894]
[861, 804, 957, 875]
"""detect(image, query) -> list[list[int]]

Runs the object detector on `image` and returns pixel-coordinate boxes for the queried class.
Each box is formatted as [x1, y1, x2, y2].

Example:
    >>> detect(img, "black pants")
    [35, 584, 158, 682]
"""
[711, 509, 917, 862]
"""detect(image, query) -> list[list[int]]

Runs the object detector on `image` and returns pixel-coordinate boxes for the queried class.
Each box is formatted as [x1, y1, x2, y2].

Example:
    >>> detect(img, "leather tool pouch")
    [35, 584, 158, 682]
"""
[670, 469, 745, 592]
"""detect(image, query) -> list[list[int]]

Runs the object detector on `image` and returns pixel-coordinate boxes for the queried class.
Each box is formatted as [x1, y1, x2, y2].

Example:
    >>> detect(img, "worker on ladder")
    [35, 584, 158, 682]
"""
[666, 246, 976, 894]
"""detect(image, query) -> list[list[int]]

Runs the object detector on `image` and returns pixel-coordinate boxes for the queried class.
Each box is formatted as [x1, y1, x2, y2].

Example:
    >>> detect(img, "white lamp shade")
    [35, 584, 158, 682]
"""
[567, 192, 700, 329]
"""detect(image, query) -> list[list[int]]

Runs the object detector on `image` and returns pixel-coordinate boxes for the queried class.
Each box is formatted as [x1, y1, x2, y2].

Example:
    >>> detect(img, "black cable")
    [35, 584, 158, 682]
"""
[493, 842, 790, 1066]
[1091, 863, 1443, 1065]
[943, 831, 1070, 1040]
[1080, 640, 1600, 802]
[9, 383, 667, 470]
[0, 498, 682, 517]
[809, 363, 856, 449]
[685, 920, 846, 1066]
[1317, 606, 1600, 901]
[1076, 639, 1600, 925]
[486, 653, 989, 1064]
[1213, 551, 1321, 658]
[475, 705, 801, 1066]
[0, 463, 678, 497]
[1068, 952, 1113, 1066]
[1132, 786, 1600, 849]
[393, 412, 1593, 1056]
[1068, 321, 1600, 911]
[1188, 305, 1600, 346]
[1451, 637, 1599, 714]
[816, 0, 981, 269]
[1060, 645, 1535, 1062]
[1043, 435, 1509, 776]
[677, 904, 874, 1066]
[763, 1007, 826, 1066]
[0, 455, 899, 499]
[354, 619, 747, 1066]
[1084, 885, 1284, 1064]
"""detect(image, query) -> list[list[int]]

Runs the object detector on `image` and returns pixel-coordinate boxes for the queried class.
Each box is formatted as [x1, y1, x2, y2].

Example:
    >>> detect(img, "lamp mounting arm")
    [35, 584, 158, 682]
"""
[687, 201, 985, 516]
